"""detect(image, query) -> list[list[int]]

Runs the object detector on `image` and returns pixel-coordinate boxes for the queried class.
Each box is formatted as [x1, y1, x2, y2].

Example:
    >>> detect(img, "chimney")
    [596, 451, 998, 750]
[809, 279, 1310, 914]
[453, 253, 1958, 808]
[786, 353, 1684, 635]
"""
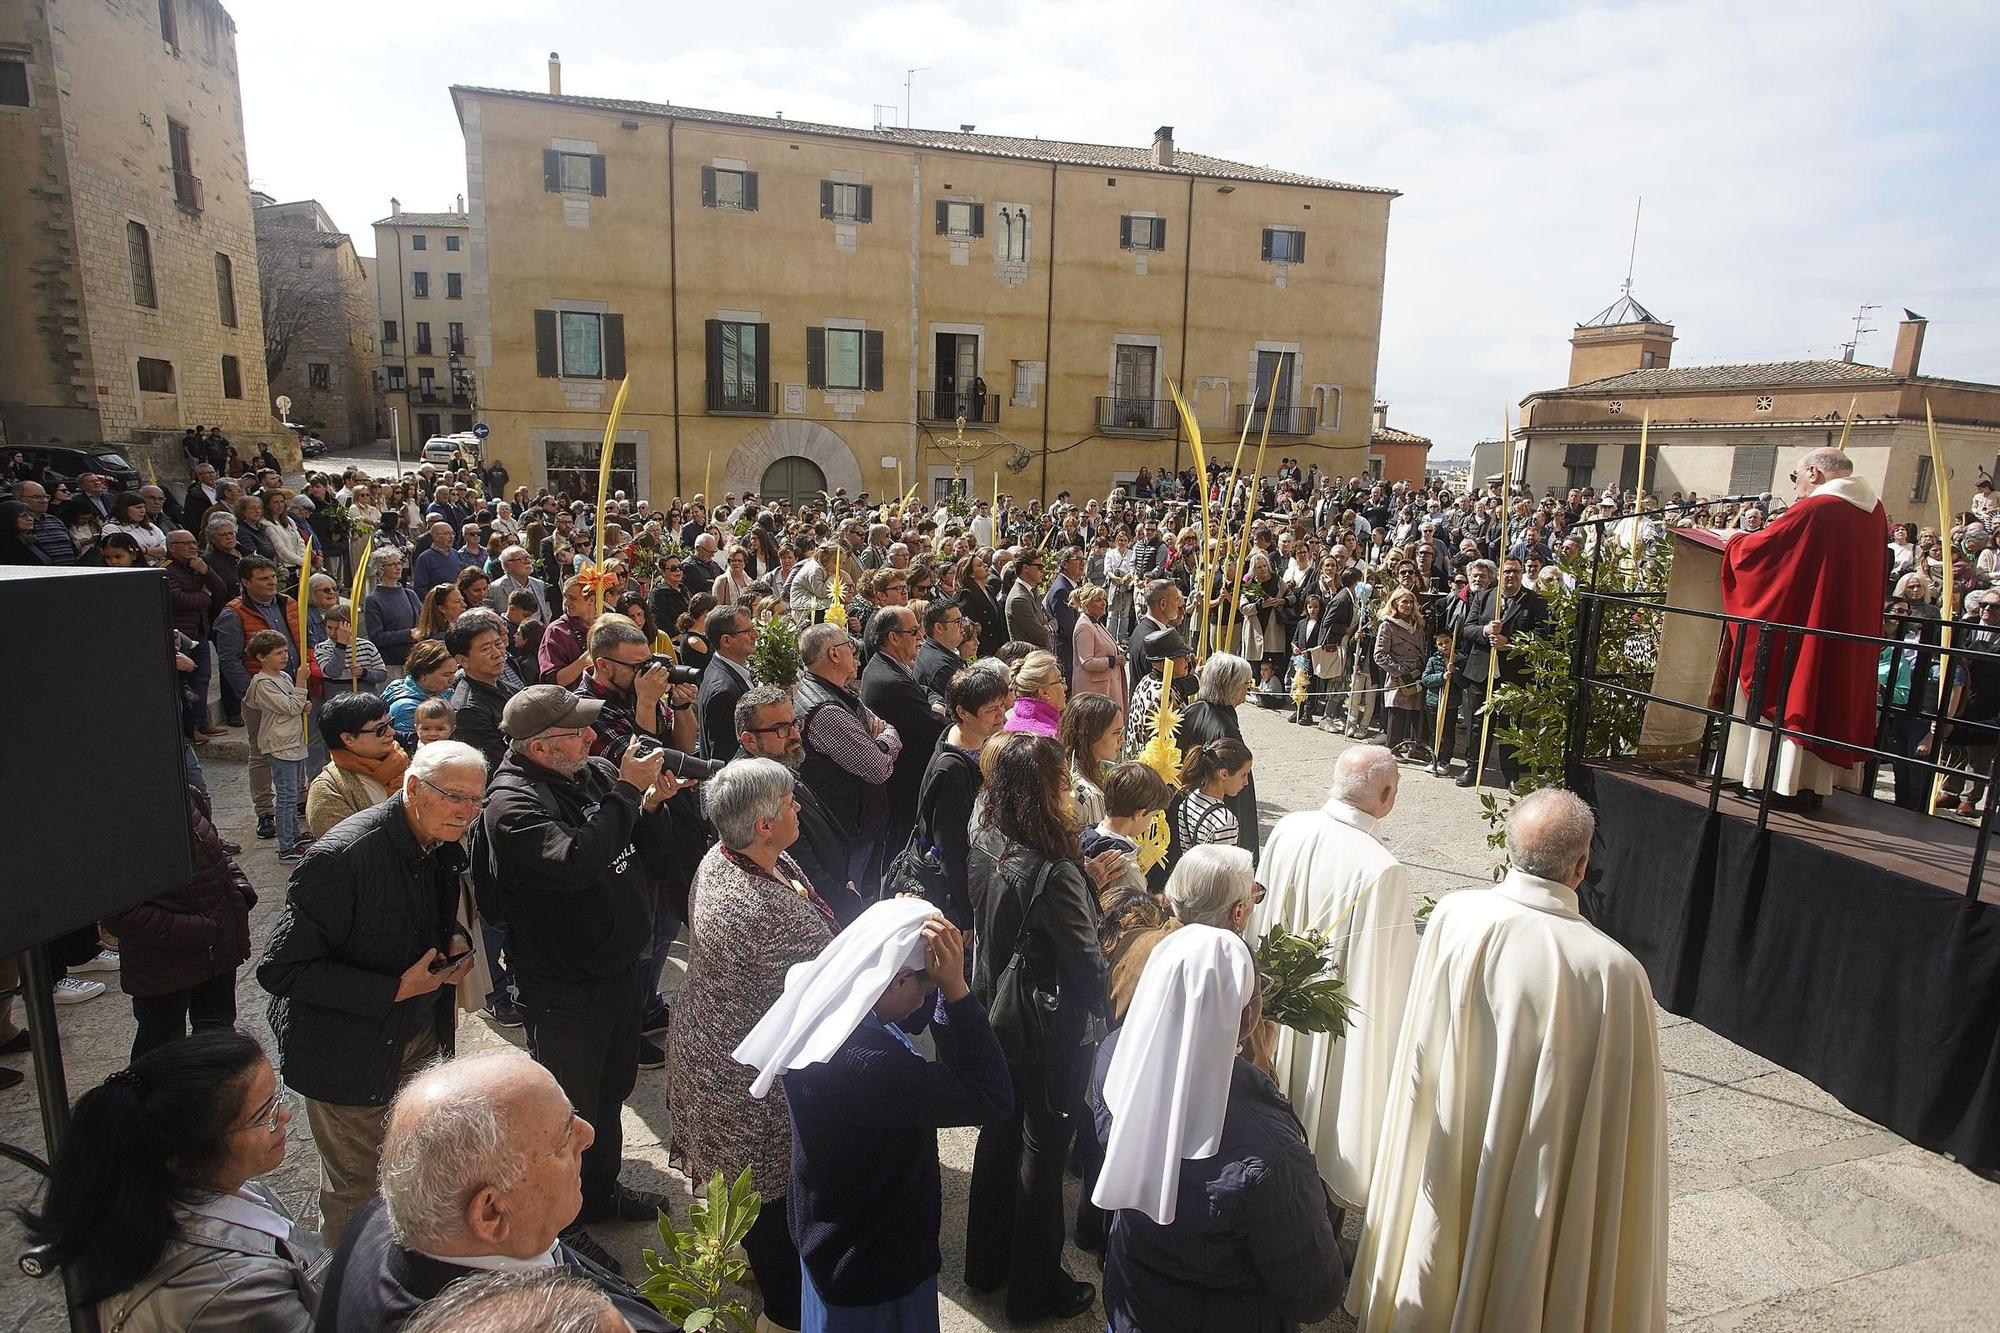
[1373, 401, 1389, 432]
[548, 51, 561, 96]
[455, 193, 464, 214]
[1891, 309, 1927, 378]
[1152, 125, 1174, 168]
[389, 196, 400, 218]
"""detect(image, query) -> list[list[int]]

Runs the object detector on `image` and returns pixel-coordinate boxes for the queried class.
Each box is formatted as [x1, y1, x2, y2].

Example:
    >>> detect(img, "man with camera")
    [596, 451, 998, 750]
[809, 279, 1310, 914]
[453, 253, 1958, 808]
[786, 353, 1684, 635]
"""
[477, 687, 692, 1266]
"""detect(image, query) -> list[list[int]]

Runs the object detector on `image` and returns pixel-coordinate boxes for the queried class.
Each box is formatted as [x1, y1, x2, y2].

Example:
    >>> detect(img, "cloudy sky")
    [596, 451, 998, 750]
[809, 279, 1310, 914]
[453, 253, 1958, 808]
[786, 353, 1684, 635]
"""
[233, 0, 1998, 456]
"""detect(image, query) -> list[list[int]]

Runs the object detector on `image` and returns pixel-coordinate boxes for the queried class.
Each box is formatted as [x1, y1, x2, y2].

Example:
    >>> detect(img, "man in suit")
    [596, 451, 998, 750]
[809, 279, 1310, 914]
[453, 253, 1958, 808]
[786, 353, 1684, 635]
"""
[315, 1048, 672, 1328]
[696, 603, 757, 760]
[1126, 577, 1186, 693]
[485, 545, 549, 616]
[914, 598, 969, 701]
[183, 462, 224, 529]
[1043, 545, 1083, 685]
[859, 606, 948, 862]
[1451, 556, 1548, 788]
[1003, 550, 1051, 648]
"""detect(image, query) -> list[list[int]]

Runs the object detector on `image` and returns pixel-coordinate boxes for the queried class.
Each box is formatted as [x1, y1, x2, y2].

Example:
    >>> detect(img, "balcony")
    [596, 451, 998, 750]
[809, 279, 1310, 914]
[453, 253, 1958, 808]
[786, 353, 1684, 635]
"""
[173, 169, 203, 215]
[1231, 403, 1318, 437]
[919, 391, 999, 426]
[706, 379, 774, 416]
[415, 387, 439, 404]
[1095, 396, 1177, 436]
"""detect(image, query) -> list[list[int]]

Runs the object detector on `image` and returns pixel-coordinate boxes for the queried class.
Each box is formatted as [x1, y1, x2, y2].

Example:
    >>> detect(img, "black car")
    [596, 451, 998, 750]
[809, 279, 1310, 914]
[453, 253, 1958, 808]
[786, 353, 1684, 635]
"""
[18, 444, 145, 493]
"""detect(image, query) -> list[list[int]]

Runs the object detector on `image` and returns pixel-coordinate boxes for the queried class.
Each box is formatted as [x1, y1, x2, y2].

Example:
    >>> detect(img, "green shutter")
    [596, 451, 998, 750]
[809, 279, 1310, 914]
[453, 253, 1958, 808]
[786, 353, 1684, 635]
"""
[935, 200, 948, 234]
[969, 203, 984, 237]
[701, 167, 717, 207]
[542, 149, 560, 192]
[806, 328, 826, 389]
[864, 331, 884, 392]
[534, 310, 559, 377]
[820, 180, 834, 219]
[603, 314, 625, 380]
[856, 185, 873, 223]
[742, 171, 758, 211]
[590, 155, 607, 197]
[1119, 216, 1132, 250]
[753, 323, 771, 411]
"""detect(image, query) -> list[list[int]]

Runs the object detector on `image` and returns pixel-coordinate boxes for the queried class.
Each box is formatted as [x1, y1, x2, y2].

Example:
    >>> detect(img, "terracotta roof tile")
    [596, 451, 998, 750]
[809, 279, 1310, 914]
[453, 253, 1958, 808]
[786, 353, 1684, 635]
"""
[1549, 360, 1898, 396]
[373, 213, 469, 228]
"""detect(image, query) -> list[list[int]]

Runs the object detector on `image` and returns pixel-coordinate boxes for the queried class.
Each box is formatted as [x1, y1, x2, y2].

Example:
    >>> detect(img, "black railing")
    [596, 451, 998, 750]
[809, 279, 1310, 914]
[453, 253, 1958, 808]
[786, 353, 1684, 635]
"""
[1232, 403, 1317, 436]
[1096, 397, 1176, 434]
[173, 169, 203, 215]
[706, 379, 774, 415]
[415, 387, 438, 404]
[919, 391, 998, 425]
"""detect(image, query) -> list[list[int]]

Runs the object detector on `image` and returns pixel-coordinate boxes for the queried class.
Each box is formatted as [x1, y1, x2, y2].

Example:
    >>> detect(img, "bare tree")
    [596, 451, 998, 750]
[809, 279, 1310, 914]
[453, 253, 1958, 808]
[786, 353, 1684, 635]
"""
[256, 220, 367, 384]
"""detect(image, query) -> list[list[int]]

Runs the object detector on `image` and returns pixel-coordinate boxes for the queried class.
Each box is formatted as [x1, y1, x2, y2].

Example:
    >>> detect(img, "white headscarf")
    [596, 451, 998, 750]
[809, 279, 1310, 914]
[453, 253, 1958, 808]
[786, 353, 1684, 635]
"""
[1091, 924, 1256, 1225]
[732, 897, 935, 1099]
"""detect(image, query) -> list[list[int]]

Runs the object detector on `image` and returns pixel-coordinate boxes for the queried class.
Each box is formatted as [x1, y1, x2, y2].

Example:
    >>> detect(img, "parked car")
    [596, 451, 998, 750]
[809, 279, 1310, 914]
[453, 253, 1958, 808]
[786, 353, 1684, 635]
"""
[420, 433, 481, 466]
[16, 444, 144, 492]
[298, 435, 329, 458]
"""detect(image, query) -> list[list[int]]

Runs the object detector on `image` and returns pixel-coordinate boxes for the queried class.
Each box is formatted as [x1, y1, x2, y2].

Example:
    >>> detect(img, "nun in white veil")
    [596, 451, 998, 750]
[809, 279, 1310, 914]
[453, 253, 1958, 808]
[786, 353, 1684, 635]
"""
[1087, 924, 1346, 1333]
[734, 898, 1013, 1333]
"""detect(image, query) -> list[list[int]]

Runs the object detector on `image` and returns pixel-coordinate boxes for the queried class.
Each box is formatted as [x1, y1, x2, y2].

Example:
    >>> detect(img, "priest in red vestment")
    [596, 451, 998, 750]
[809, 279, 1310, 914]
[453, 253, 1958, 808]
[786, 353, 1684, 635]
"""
[1719, 448, 1890, 799]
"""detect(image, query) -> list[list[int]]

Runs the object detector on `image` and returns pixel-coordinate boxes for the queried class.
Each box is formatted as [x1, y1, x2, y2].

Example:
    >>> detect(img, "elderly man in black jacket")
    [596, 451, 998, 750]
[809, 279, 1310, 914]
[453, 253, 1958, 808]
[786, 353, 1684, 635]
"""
[735, 684, 866, 925]
[317, 1049, 672, 1324]
[860, 605, 949, 866]
[257, 740, 484, 1246]
[478, 685, 687, 1259]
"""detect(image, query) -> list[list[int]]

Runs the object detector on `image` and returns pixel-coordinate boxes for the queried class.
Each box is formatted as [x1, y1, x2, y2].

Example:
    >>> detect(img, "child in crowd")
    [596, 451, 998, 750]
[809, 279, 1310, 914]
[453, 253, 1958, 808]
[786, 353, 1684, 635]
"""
[382, 639, 456, 747]
[312, 604, 388, 696]
[1253, 658, 1290, 710]
[412, 696, 456, 748]
[243, 629, 312, 862]
[1421, 630, 1454, 763]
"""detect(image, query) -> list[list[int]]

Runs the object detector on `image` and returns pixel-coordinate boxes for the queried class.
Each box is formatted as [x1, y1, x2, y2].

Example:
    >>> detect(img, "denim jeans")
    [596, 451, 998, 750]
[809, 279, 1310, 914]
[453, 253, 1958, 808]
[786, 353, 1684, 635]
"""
[270, 756, 305, 849]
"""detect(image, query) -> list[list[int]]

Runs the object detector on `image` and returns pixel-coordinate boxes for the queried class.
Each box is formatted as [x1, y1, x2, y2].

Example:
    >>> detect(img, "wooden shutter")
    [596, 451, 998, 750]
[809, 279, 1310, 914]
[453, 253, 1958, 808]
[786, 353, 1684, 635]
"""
[603, 314, 626, 381]
[1155, 218, 1168, 252]
[1260, 228, 1273, 261]
[820, 181, 835, 219]
[969, 203, 984, 237]
[704, 319, 723, 388]
[534, 310, 559, 377]
[753, 323, 771, 411]
[864, 331, 884, 391]
[589, 154, 607, 197]
[935, 200, 948, 234]
[742, 172, 759, 211]
[1292, 232, 1306, 263]
[1119, 216, 1132, 250]
[806, 328, 826, 388]
[543, 149, 560, 192]
[701, 166, 717, 207]
[856, 185, 873, 222]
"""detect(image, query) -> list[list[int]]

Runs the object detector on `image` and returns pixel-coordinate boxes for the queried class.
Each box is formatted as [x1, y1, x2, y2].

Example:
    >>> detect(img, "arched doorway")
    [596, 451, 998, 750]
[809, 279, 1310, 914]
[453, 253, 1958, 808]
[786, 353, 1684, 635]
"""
[723, 419, 865, 500]
[761, 455, 827, 507]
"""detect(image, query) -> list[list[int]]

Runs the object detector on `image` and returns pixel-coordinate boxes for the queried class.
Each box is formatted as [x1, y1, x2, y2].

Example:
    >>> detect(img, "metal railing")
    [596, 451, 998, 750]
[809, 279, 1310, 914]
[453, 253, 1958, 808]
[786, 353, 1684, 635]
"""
[706, 379, 774, 415]
[919, 391, 998, 425]
[1231, 403, 1317, 436]
[173, 169, 203, 214]
[1096, 397, 1176, 434]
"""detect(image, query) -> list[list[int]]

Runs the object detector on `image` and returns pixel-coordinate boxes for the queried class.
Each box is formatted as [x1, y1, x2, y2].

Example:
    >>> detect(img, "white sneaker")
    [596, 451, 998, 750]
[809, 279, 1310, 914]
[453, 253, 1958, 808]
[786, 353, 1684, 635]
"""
[52, 977, 105, 1005]
[72, 949, 120, 974]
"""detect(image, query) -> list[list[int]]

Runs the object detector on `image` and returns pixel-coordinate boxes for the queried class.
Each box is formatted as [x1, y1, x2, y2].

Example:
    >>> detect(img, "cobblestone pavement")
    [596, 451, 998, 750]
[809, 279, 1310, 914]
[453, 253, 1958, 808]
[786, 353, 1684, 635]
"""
[4, 707, 1998, 1330]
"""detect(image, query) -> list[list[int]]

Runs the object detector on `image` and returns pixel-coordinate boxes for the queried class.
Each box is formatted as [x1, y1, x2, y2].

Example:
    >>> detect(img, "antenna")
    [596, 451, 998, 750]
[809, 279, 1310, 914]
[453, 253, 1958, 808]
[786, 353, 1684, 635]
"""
[1621, 197, 1642, 296]
[1841, 303, 1879, 363]
[904, 66, 929, 129]
[872, 103, 898, 132]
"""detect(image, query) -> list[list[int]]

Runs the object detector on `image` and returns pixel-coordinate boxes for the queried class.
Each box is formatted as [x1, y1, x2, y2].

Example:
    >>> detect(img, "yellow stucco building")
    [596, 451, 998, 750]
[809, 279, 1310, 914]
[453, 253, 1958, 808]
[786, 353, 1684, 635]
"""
[371, 201, 474, 455]
[452, 63, 1395, 506]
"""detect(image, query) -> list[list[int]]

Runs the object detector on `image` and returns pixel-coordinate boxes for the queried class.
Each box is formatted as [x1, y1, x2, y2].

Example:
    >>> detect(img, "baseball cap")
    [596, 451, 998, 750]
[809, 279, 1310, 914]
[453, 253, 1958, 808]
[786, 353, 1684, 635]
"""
[501, 685, 603, 749]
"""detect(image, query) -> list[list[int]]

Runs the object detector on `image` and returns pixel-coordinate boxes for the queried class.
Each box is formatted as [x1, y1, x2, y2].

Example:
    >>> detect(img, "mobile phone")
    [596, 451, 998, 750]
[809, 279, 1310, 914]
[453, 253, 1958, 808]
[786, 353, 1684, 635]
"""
[428, 950, 473, 974]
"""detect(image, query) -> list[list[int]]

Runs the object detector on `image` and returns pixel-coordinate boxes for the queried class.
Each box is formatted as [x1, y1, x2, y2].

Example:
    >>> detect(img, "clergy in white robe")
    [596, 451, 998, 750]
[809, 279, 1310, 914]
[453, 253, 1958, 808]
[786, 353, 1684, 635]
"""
[1250, 744, 1418, 1210]
[1352, 788, 1668, 1333]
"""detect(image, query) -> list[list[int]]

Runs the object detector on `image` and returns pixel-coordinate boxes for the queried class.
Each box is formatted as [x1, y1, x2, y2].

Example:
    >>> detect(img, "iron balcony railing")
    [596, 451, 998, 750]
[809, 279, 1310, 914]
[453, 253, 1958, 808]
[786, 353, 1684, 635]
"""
[1096, 397, 1176, 435]
[706, 379, 774, 415]
[173, 169, 203, 215]
[918, 391, 998, 425]
[1231, 403, 1317, 436]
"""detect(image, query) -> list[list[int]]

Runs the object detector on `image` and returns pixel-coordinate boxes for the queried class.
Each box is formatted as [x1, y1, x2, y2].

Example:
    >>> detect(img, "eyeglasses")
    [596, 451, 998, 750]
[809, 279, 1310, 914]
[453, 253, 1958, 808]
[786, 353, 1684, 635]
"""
[238, 1088, 292, 1135]
[746, 717, 801, 736]
[415, 774, 486, 806]
[357, 721, 394, 738]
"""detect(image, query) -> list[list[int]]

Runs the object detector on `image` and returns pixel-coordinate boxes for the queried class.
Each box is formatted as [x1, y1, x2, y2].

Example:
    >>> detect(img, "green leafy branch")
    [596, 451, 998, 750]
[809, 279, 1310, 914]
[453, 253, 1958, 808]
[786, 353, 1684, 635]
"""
[640, 1167, 761, 1333]
[1253, 923, 1355, 1039]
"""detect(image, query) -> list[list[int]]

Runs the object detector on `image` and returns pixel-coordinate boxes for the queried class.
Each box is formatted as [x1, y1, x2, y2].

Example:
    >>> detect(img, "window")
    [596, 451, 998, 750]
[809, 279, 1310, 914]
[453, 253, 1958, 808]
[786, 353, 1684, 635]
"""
[418, 368, 436, 400]
[414, 322, 431, 355]
[701, 167, 758, 211]
[127, 221, 156, 308]
[935, 200, 984, 237]
[447, 322, 465, 355]
[0, 58, 28, 108]
[996, 206, 1029, 263]
[444, 234, 460, 252]
[1755, 394, 1774, 413]
[168, 119, 199, 213]
[1912, 455, 1934, 503]
[806, 327, 884, 391]
[451, 413, 474, 434]
[411, 271, 428, 298]
[382, 318, 398, 344]
[701, 319, 771, 411]
[1640, 350, 1657, 369]
[387, 366, 405, 390]
[1261, 227, 1304, 263]
[1562, 442, 1596, 491]
[543, 149, 606, 196]
[220, 355, 242, 399]
[819, 180, 873, 223]
[1121, 215, 1166, 251]
[1728, 444, 1778, 496]
[410, 233, 427, 251]
[157, 0, 177, 48]
[136, 357, 174, 393]
[308, 362, 331, 390]
[559, 312, 603, 378]
[445, 272, 463, 300]
[532, 309, 627, 381]
[214, 252, 236, 327]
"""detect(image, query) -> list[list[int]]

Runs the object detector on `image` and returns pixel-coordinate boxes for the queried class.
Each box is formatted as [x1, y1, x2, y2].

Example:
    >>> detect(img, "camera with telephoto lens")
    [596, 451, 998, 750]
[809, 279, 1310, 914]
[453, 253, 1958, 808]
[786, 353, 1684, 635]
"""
[629, 735, 725, 781]
[644, 655, 704, 686]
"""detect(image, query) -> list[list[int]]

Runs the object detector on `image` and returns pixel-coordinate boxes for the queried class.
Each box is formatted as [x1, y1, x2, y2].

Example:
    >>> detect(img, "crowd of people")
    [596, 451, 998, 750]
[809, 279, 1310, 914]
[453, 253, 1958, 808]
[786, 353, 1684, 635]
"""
[6, 445, 1687, 1333]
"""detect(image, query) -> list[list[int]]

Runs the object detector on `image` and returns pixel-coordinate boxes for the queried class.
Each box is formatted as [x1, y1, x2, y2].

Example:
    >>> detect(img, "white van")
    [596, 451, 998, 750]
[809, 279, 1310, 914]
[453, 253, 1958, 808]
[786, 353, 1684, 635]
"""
[420, 433, 481, 466]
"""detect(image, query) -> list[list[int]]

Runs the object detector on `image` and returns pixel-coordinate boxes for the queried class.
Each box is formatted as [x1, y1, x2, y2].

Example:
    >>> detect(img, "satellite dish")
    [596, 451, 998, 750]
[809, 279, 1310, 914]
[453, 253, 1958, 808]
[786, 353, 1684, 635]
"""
[274, 394, 292, 415]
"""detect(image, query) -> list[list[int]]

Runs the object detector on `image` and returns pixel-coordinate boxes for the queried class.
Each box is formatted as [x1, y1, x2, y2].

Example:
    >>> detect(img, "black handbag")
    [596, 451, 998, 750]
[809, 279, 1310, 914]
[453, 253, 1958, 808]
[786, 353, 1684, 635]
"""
[883, 749, 974, 909]
[985, 858, 1060, 1064]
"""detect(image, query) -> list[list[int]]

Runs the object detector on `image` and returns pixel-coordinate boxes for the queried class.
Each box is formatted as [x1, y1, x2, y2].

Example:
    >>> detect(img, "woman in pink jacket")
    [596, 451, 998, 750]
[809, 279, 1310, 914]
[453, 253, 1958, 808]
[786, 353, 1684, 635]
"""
[1003, 650, 1067, 736]
[1069, 582, 1129, 713]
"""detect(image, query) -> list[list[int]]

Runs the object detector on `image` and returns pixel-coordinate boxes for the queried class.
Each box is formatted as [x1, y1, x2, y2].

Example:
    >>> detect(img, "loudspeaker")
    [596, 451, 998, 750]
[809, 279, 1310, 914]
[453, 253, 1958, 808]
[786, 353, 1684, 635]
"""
[0, 566, 194, 956]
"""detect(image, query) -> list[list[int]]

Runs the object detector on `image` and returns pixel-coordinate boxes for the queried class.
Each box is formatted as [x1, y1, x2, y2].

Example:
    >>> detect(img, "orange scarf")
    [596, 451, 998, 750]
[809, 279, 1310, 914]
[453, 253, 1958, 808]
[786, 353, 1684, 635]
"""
[331, 744, 410, 790]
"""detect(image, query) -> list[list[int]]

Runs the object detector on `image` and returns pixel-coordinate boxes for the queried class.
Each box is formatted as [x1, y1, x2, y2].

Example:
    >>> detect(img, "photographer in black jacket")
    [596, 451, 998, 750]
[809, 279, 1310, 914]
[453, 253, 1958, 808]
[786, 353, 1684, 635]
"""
[477, 685, 692, 1264]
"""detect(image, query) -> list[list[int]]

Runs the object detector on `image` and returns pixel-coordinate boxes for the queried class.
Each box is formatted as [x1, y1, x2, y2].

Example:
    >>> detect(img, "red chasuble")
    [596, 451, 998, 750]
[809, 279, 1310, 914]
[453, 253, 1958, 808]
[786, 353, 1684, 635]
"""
[1720, 481, 1890, 767]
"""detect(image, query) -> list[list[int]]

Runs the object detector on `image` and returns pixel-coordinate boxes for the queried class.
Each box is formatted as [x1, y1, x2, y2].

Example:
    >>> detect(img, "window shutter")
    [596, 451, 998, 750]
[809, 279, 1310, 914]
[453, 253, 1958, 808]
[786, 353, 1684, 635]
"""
[806, 328, 826, 389]
[856, 185, 873, 222]
[1155, 218, 1168, 252]
[819, 180, 834, 219]
[935, 200, 948, 234]
[742, 172, 759, 211]
[603, 314, 626, 381]
[1119, 216, 1132, 250]
[590, 154, 607, 197]
[704, 319, 723, 385]
[534, 310, 559, 377]
[970, 203, 984, 237]
[1260, 229, 1273, 261]
[1293, 232, 1306, 263]
[543, 149, 560, 192]
[753, 323, 772, 411]
[864, 330, 884, 392]
[701, 167, 717, 207]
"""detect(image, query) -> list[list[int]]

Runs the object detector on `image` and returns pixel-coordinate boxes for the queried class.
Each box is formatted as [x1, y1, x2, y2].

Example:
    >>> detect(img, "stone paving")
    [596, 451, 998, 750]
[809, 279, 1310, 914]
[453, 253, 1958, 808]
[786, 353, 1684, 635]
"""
[3, 705, 1998, 1330]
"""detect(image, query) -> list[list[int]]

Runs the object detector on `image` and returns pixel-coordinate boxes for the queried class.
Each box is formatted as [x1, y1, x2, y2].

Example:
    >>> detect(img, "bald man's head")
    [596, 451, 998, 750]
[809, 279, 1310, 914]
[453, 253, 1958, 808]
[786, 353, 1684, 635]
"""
[1793, 448, 1854, 499]
[1505, 787, 1597, 887]
[1331, 744, 1399, 818]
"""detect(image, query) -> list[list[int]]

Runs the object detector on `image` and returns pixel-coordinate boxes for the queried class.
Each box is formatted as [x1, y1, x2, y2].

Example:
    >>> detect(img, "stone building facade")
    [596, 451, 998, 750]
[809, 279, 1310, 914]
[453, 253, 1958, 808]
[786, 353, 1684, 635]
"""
[253, 195, 375, 447]
[0, 0, 277, 475]
[452, 63, 1397, 506]
[372, 202, 473, 455]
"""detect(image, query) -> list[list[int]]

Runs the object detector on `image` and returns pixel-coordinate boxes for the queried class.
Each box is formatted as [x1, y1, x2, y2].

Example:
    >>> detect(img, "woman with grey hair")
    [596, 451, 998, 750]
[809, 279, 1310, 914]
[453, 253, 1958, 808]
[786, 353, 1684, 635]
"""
[364, 547, 424, 672]
[1177, 653, 1262, 858]
[666, 756, 832, 1330]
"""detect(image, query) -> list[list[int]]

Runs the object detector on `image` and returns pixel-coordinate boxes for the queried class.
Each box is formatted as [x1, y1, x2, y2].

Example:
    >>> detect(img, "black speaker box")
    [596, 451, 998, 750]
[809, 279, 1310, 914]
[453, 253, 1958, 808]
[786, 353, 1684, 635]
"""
[0, 566, 194, 956]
